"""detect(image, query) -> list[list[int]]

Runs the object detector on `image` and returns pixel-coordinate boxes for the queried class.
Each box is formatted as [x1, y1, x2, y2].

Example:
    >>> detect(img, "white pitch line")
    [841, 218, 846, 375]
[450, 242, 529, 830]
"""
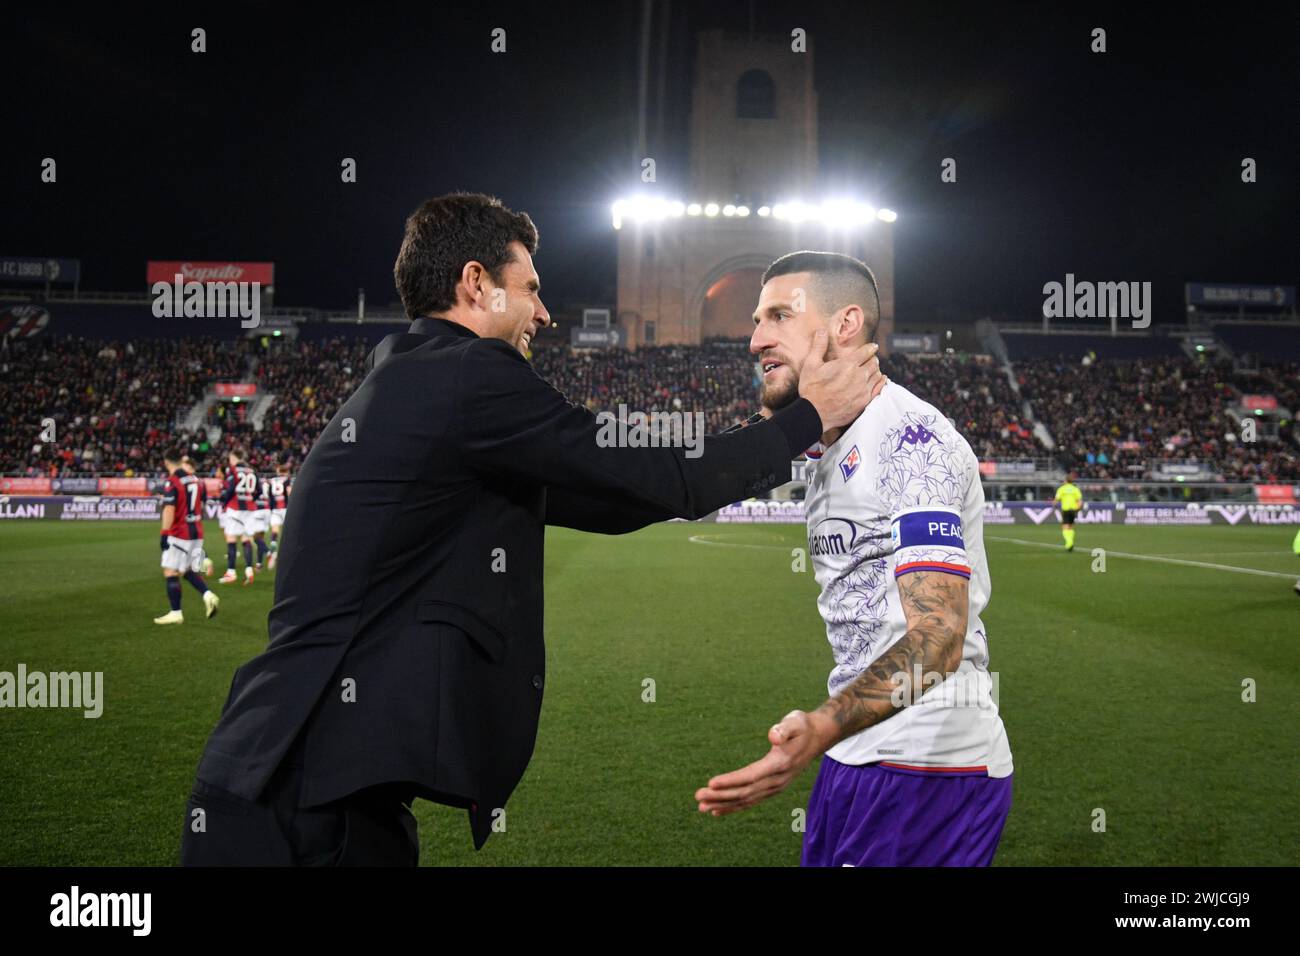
[687, 533, 792, 551]
[986, 535, 1299, 581]
[1147, 551, 1293, 558]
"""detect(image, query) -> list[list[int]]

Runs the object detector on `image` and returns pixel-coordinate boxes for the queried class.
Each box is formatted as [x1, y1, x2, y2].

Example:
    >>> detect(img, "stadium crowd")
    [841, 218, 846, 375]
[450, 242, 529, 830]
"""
[2, 331, 1297, 483]
[885, 354, 1040, 461]
[1016, 355, 1300, 481]
[530, 339, 758, 435]
[206, 337, 371, 471]
[530, 344, 1044, 460]
[0, 334, 248, 476]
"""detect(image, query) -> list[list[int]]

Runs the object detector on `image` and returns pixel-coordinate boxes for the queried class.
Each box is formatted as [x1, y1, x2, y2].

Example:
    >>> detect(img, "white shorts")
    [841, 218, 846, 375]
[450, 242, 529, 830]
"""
[270, 508, 287, 529]
[221, 510, 255, 538]
[162, 537, 206, 574]
[250, 509, 271, 534]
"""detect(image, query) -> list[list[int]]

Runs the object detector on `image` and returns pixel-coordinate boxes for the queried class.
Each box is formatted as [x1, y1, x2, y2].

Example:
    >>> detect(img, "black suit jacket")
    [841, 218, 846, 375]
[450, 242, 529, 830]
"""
[194, 317, 823, 848]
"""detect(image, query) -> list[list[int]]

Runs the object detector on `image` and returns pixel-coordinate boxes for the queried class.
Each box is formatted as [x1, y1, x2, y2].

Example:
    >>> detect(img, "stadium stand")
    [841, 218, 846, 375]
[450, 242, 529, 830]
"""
[1016, 355, 1300, 481]
[885, 354, 1040, 461]
[211, 337, 371, 469]
[2, 318, 1296, 483]
[530, 339, 760, 435]
[1, 334, 250, 476]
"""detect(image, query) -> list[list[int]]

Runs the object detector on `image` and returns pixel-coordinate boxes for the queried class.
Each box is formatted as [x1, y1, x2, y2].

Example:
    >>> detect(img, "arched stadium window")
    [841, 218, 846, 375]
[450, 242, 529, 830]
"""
[737, 70, 775, 119]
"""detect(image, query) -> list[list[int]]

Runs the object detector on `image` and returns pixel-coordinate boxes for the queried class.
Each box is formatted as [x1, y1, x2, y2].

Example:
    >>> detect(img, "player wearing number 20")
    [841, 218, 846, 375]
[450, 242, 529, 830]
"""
[218, 449, 260, 586]
[155, 449, 219, 625]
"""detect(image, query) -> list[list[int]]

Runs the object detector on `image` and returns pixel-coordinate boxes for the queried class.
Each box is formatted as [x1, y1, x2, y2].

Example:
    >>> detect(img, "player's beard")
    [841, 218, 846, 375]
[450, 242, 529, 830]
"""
[759, 365, 800, 412]
[759, 338, 831, 412]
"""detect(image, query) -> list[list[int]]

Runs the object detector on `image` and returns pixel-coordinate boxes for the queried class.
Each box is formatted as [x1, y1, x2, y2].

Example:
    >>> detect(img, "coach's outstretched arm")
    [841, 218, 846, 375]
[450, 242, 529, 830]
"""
[460, 330, 884, 522]
[543, 485, 678, 535]
[693, 570, 968, 816]
[544, 386, 883, 534]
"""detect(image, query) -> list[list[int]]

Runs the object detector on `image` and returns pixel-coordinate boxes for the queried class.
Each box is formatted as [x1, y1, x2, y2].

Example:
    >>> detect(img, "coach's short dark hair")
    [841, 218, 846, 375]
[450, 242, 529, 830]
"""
[761, 251, 881, 341]
[394, 192, 539, 318]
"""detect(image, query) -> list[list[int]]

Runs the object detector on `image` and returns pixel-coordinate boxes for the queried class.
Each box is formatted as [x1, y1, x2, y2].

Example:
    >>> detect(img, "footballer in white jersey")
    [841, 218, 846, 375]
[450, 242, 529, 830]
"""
[696, 252, 1013, 867]
[803, 382, 1012, 776]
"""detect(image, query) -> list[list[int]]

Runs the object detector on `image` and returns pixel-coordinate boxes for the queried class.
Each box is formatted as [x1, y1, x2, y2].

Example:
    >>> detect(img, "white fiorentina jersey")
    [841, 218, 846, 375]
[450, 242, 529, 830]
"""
[803, 381, 1012, 777]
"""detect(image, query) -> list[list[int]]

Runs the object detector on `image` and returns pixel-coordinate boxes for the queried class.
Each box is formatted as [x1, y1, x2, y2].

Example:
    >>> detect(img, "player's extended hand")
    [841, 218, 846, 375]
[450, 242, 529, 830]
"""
[798, 332, 888, 430]
[695, 709, 829, 816]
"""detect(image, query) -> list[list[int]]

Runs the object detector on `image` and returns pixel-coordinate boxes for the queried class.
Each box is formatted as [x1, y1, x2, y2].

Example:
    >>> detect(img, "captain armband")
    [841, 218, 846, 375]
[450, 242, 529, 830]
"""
[891, 507, 971, 579]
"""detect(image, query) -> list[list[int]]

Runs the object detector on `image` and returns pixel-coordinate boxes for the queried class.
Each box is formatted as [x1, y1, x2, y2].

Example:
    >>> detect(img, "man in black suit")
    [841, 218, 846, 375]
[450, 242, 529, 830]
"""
[181, 192, 886, 865]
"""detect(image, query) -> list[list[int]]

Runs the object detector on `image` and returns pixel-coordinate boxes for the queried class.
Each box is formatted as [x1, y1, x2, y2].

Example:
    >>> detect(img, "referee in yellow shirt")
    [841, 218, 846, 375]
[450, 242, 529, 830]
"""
[1054, 472, 1084, 551]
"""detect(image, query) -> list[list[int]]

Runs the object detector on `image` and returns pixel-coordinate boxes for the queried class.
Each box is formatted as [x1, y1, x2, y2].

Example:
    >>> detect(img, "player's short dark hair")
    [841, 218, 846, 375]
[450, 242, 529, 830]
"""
[394, 192, 539, 319]
[229, 447, 246, 461]
[761, 250, 881, 342]
[162, 447, 183, 463]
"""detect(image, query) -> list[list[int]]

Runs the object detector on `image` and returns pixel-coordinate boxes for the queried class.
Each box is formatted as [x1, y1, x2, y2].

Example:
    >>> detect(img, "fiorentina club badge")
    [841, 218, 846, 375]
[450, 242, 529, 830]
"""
[838, 445, 861, 482]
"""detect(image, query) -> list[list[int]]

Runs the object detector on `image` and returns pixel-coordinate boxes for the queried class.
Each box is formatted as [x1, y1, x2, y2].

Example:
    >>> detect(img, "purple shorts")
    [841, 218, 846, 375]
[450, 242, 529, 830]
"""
[801, 756, 1013, 867]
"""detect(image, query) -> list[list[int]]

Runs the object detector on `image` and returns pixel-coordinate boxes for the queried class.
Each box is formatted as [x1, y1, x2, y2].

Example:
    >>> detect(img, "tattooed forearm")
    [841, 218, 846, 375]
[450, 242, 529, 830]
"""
[813, 570, 969, 746]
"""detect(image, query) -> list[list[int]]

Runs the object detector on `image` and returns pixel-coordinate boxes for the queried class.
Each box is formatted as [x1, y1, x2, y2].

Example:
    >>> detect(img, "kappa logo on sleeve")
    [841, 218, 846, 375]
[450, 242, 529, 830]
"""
[838, 445, 861, 481]
[895, 423, 942, 450]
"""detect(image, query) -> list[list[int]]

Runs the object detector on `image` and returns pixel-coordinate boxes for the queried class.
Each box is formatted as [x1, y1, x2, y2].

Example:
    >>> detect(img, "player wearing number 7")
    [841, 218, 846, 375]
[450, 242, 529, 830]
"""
[695, 252, 1014, 866]
[154, 449, 219, 625]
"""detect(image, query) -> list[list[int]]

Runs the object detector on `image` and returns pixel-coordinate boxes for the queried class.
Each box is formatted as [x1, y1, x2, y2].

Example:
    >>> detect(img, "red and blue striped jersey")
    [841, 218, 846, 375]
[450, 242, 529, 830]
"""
[163, 469, 206, 540]
[222, 463, 260, 511]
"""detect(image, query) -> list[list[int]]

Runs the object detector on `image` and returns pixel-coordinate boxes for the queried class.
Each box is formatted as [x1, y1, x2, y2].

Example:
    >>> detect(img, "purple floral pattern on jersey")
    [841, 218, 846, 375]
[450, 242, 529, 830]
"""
[822, 546, 891, 695]
[877, 412, 969, 511]
[809, 405, 980, 687]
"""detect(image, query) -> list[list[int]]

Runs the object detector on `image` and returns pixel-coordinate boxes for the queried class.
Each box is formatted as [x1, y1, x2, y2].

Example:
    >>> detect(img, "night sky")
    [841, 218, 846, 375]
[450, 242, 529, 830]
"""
[5, 1, 1297, 325]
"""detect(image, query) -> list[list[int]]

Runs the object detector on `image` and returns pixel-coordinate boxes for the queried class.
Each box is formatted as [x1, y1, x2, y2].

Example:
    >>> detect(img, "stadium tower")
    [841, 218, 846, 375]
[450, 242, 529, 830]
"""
[614, 29, 896, 351]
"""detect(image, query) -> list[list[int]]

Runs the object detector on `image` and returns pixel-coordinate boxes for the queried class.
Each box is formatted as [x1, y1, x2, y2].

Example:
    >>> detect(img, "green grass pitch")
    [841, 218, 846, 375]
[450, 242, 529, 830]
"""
[1, 518, 1297, 866]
